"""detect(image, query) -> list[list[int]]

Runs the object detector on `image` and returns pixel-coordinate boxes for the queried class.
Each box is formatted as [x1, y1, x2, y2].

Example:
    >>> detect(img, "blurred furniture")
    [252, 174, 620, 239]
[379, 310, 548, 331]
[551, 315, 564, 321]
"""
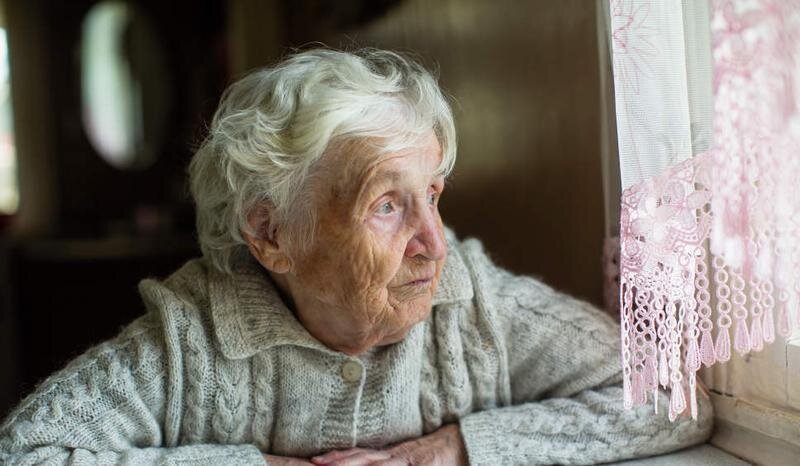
[7, 235, 198, 412]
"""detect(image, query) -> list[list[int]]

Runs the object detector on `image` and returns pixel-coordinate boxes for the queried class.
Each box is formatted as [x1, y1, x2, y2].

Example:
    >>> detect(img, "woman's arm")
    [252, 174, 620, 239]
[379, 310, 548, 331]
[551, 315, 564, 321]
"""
[0, 313, 265, 466]
[456, 242, 714, 465]
[459, 382, 713, 465]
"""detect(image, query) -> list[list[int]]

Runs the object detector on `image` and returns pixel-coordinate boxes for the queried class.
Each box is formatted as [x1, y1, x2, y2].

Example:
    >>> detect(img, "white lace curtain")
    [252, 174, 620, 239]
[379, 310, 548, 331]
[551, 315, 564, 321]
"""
[600, 0, 800, 421]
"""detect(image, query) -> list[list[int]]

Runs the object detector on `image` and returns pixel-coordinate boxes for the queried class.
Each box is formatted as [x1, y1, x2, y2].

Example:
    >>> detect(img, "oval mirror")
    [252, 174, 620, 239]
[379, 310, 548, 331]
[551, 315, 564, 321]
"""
[81, 0, 170, 170]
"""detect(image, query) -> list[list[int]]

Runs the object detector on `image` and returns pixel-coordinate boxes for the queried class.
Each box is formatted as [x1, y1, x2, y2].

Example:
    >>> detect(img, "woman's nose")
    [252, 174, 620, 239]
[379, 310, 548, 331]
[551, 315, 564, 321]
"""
[404, 203, 446, 261]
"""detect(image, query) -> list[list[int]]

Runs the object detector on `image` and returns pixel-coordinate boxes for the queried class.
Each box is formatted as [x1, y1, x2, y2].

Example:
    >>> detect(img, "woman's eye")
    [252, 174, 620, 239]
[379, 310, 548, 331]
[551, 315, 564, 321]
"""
[428, 191, 437, 205]
[377, 201, 395, 215]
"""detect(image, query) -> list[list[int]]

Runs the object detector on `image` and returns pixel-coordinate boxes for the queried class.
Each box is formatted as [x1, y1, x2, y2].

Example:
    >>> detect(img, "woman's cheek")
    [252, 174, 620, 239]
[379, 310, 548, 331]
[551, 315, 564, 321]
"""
[365, 210, 403, 237]
[364, 216, 408, 283]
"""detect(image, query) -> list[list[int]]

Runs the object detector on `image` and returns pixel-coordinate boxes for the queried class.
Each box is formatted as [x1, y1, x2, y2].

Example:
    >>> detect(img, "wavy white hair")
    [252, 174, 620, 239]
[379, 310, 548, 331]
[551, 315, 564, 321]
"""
[188, 48, 457, 274]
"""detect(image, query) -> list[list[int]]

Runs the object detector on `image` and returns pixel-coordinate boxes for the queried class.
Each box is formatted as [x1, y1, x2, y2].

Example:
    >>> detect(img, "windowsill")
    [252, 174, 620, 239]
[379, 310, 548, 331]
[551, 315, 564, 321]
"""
[708, 391, 800, 465]
[606, 444, 750, 465]
[785, 341, 800, 410]
[612, 388, 800, 465]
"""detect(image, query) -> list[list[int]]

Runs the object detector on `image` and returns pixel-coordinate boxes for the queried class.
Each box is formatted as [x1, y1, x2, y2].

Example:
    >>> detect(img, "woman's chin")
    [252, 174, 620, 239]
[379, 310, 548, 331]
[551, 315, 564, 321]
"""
[383, 303, 434, 344]
[377, 328, 412, 347]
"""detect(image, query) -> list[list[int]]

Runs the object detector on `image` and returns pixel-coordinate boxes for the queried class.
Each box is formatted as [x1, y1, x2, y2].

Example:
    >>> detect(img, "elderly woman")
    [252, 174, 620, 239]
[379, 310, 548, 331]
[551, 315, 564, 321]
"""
[0, 49, 712, 465]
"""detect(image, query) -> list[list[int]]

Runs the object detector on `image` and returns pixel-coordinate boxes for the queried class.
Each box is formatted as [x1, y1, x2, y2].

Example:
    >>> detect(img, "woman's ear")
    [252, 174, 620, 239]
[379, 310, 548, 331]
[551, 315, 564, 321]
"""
[243, 202, 292, 274]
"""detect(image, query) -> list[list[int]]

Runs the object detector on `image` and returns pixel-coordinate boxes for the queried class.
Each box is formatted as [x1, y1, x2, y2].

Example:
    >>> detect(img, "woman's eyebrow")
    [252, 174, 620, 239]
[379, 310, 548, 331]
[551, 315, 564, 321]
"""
[357, 169, 441, 203]
[353, 170, 403, 206]
[360, 170, 403, 196]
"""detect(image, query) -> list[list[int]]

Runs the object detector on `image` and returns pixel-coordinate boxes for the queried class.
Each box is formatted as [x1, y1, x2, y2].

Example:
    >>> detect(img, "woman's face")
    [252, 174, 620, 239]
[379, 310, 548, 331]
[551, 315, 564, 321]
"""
[279, 132, 447, 355]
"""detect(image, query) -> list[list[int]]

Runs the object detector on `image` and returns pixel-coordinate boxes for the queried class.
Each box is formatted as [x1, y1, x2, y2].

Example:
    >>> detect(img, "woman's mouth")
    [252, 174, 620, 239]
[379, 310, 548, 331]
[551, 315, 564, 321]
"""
[406, 278, 432, 286]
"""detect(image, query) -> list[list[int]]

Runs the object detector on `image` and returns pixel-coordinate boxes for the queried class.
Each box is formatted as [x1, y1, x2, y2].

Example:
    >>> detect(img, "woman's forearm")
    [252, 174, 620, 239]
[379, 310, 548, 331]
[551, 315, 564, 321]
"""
[458, 384, 714, 466]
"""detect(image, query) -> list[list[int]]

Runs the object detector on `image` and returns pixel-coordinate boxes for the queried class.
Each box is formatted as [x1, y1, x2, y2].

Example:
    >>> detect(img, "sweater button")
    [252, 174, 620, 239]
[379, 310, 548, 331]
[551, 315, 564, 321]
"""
[341, 360, 362, 382]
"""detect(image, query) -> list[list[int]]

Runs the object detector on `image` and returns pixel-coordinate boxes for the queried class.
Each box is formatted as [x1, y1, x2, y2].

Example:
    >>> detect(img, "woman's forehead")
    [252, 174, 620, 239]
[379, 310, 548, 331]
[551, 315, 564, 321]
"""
[321, 134, 442, 193]
[357, 142, 441, 191]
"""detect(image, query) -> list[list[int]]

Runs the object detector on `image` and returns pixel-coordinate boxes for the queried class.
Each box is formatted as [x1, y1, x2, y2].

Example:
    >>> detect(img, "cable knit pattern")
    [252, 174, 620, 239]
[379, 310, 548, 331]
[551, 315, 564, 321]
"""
[419, 317, 444, 433]
[0, 227, 713, 465]
[458, 302, 498, 413]
[182, 311, 210, 444]
[250, 352, 275, 452]
[435, 304, 472, 423]
[212, 355, 252, 443]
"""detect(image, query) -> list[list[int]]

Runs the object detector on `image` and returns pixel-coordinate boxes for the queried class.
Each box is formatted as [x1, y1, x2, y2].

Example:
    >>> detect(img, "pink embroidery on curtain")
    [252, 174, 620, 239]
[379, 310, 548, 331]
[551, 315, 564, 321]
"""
[619, 0, 800, 421]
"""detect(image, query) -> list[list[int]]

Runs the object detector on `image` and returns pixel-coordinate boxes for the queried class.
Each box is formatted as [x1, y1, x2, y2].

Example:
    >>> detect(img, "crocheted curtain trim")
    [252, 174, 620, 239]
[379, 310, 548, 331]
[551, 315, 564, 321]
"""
[613, 0, 800, 420]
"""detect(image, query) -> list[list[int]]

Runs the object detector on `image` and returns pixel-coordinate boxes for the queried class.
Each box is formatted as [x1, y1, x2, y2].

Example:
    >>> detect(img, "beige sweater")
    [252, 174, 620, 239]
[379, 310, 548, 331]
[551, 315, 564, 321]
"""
[0, 228, 713, 465]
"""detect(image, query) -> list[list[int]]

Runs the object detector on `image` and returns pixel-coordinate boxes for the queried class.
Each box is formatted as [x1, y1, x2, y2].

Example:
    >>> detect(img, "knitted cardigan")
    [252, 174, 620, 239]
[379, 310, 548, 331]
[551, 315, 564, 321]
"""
[0, 228, 713, 465]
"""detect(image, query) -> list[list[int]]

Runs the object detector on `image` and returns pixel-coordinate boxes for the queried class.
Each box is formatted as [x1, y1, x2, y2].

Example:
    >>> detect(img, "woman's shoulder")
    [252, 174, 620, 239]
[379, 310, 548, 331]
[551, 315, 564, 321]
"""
[445, 230, 620, 346]
[136, 257, 219, 337]
[136, 255, 220, 356]
[444, 229, 557, 309]
[138, 257, 212, 314]
[0, 310, 167, 444]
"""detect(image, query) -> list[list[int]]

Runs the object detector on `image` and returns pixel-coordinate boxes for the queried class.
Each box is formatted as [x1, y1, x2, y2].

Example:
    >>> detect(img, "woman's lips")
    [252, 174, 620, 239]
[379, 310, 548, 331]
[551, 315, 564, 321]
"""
[406, 278, 432, 286]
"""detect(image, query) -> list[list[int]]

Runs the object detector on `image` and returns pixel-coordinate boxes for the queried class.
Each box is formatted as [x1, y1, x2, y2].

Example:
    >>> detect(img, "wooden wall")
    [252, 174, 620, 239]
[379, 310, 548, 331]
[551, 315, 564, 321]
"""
[230, 0, 606, 305]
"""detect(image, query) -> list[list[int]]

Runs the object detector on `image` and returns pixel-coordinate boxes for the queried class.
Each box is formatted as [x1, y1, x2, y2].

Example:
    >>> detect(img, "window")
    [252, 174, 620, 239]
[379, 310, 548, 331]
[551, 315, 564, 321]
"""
[81, 0, 169, 171]
[0, 26, 16, 215]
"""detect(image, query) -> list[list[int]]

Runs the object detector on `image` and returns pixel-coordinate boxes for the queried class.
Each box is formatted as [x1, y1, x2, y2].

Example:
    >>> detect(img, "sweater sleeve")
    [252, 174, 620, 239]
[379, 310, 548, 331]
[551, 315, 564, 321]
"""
[456, 241, 714, 466]
[0, 312, 265, 466]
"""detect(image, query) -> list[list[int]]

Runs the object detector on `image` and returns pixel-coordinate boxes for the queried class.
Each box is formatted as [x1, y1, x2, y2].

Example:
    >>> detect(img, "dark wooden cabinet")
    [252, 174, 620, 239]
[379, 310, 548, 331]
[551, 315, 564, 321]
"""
[7, 236, 199, 412]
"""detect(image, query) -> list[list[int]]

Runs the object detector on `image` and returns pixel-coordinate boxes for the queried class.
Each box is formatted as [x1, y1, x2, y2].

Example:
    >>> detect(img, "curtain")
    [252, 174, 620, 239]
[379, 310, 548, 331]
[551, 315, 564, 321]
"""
[601, 0, 800, 421]
[597, 0, 622, 315]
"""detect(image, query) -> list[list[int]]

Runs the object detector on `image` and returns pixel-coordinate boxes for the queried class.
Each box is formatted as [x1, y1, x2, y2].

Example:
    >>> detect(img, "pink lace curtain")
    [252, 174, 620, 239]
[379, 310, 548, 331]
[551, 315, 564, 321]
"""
[602, 0, 800, 421]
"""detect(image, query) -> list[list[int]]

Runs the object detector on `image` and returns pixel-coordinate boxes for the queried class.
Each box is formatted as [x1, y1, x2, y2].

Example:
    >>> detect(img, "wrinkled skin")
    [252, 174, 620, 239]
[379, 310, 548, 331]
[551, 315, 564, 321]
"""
[246, 131, 462, 464]
[245, 130, 447, 355]
[264, 424, 467, 466]
[309, 423, 467, 466]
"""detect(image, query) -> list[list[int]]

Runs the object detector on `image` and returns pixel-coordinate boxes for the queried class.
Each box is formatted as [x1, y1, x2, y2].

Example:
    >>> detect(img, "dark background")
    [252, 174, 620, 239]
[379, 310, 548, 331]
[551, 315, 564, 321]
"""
[0, 0, 605, 417]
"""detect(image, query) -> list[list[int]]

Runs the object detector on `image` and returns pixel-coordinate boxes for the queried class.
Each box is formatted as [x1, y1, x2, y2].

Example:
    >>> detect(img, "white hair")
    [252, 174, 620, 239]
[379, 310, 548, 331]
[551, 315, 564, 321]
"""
[188, 48, 457, 274]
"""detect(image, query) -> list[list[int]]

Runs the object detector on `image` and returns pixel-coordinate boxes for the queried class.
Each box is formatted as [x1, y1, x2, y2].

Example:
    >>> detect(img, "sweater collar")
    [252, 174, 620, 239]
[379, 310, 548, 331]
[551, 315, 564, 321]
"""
[209, 227, 474, 359]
